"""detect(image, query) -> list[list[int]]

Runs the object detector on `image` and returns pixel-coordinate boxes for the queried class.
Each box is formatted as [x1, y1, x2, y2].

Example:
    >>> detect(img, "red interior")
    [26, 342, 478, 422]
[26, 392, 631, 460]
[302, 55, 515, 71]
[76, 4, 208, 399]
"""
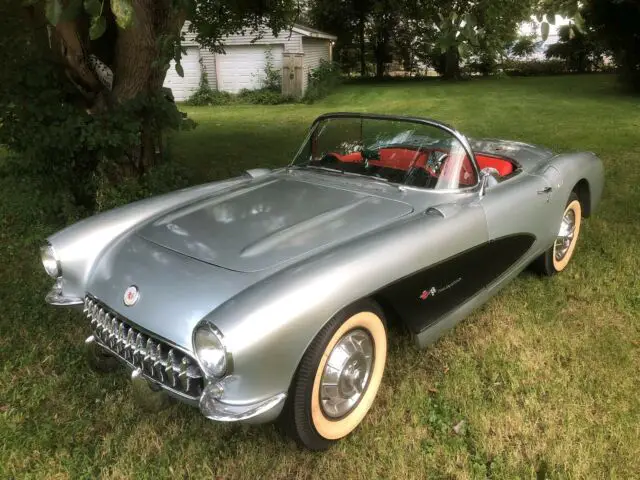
[328, 149, 515, 184]
[475, 153, 514, 176]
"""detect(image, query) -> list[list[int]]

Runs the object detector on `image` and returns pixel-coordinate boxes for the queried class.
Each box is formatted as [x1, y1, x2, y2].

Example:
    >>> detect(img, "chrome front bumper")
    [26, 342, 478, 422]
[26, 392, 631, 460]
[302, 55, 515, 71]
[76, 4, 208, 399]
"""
[87, 336, 286, 423]
[83, 294, 287, 424]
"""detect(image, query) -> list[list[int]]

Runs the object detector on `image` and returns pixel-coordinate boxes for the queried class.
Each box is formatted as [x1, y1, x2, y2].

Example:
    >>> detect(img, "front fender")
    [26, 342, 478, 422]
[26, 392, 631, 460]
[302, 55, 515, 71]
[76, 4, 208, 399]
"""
[204, 202, 487, 406]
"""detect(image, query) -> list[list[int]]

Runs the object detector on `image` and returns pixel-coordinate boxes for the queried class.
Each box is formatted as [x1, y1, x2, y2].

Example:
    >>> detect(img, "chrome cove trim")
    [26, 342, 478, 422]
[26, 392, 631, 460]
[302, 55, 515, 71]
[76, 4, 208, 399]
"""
[84, 295, 205, 401]
[45, 278, 83, 306]
[199, 389, 287, 423]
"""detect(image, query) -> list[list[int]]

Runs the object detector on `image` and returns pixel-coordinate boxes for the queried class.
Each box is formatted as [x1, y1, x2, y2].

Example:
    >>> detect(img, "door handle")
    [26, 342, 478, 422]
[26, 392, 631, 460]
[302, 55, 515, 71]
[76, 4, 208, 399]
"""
[538, 186, 552, 194]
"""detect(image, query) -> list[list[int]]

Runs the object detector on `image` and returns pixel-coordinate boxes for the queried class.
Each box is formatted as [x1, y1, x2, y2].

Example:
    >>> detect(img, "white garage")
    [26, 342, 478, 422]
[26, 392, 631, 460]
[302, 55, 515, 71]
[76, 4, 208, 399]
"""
[164, 24, 336, 101]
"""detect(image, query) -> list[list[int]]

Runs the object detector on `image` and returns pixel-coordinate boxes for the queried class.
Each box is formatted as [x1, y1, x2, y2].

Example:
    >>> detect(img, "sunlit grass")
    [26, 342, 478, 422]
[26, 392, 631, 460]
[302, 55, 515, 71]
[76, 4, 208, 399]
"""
[1, 74, 639, 478]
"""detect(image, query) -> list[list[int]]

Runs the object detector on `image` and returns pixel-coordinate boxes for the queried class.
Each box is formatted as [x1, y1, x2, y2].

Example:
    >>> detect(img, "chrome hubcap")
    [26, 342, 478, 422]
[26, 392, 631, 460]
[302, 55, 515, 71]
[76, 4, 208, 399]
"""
[555, 208, 576, 261]
[320, 329, 374, 419]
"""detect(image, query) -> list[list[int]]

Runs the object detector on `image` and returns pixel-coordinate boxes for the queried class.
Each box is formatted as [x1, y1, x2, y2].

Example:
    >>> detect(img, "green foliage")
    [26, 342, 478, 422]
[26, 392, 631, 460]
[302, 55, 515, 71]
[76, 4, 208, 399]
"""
[585, 0, 640, 91]
[237, 88, 293, 105]
[510, 35, 540, 57]
[45, 0, 63, 24]
[502, 58, 568, 76]
[0, 4, 192, 213]
[111, 0, 134, 29]
[95, 161, 193, 212]
[258, 48, 282, 91]
[303, 60, 342, 103]
[545, 24, 608, 73]
[185, 73, 234, 106]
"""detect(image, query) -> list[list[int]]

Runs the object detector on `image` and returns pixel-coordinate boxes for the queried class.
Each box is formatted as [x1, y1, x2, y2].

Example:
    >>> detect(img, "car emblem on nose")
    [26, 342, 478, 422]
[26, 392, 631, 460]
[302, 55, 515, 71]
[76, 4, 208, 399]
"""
[123, 285, 140, 306]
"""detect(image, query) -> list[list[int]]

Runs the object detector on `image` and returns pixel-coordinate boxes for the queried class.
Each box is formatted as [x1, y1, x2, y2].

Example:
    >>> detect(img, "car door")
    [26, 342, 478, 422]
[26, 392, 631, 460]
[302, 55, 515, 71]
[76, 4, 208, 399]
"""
[480, 170, 556, 274]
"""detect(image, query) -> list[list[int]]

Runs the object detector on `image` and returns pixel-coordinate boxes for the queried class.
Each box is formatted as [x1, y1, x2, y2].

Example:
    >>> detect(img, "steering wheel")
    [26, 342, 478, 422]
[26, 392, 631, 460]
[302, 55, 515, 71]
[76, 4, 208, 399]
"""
[317, 153, 342, 165]
[426, 151, 448, 176]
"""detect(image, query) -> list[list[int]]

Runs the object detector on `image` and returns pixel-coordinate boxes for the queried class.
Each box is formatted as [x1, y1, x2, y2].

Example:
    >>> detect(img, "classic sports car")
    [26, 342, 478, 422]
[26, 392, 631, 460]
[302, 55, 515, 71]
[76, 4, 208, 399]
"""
[42, 113, 604, 450]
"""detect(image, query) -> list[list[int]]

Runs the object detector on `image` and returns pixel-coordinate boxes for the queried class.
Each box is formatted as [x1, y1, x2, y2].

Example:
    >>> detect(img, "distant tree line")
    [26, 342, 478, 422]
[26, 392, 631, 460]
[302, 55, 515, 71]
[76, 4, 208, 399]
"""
[305, 0, 640, 89]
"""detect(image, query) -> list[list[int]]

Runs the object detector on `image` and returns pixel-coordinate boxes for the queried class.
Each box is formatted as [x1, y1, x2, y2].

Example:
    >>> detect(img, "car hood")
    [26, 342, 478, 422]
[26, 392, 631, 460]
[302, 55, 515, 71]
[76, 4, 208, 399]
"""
[136, 177, 414, 272]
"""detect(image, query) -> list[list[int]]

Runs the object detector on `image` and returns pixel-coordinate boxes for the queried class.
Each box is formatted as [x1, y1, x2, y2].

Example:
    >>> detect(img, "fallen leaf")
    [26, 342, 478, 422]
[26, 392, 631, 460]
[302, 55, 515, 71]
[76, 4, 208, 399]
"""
[453, 420, 465, 435]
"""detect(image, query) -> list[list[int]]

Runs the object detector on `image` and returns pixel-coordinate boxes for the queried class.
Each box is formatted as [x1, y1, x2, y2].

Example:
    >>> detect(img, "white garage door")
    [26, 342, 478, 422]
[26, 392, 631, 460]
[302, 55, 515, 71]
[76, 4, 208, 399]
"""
[163, 46, 201, 101]
[216, 45, 284, 93]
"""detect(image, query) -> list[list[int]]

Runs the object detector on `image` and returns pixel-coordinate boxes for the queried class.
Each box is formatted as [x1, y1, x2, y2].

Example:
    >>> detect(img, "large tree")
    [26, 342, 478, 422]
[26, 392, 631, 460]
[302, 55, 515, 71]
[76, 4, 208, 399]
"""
[584, 0, 640, 90]
[0, 0, 297, 211]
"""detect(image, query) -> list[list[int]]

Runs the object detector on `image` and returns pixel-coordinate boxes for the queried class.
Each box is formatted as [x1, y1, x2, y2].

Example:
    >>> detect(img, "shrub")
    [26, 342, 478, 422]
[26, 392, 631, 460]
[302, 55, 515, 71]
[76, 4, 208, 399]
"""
[502, 59, 568, 76]
[303, 60, 342, 103]
[237, 88, 294, 105]
[258, 49, 282, 92]
[185, 72, 234, 106]
[95, 161, 193, 212]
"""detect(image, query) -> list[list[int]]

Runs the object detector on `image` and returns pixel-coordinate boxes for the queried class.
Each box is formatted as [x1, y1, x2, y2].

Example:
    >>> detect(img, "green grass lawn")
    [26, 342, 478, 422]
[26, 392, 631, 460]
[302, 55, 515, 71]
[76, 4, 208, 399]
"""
[1, 74, 639, 479]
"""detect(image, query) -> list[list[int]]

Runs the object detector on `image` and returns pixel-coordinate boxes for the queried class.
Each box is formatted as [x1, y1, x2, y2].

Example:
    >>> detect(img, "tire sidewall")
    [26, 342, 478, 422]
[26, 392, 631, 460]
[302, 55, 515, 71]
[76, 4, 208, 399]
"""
[289, 299, 387, 450]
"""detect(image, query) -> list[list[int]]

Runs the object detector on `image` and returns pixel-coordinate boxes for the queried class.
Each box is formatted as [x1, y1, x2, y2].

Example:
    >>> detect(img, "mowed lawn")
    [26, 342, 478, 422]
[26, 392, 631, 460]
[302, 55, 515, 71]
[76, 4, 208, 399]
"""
[1, 75, 639, 479]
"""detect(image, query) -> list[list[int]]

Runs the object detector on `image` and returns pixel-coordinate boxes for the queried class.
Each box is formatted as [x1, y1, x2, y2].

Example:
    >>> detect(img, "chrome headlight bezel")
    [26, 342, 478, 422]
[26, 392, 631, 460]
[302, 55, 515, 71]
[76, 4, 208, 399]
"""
[40, 244, 61, 278]
[193, 323, 232, 379]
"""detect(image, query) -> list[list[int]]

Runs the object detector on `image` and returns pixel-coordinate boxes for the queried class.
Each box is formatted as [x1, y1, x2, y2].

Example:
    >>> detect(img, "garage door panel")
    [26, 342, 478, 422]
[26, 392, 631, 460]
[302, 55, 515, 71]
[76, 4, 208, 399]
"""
[217, 45, 284, 93]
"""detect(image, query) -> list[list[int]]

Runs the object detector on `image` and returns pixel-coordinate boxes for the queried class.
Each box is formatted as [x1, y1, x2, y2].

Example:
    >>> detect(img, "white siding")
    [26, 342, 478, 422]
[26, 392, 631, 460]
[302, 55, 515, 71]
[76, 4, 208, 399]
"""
[172, 22, 335, 95]
[200, 48, 217, 90]
[163, 46, 201, 101]
[216, 45, 284, 93]
[302, 38, 331, 92]
[222, 28, 303, 53]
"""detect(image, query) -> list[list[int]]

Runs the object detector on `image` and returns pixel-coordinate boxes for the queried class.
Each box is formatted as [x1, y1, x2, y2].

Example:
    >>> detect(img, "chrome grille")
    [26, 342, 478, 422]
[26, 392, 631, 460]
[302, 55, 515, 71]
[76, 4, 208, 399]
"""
[84, 295, 204, 398]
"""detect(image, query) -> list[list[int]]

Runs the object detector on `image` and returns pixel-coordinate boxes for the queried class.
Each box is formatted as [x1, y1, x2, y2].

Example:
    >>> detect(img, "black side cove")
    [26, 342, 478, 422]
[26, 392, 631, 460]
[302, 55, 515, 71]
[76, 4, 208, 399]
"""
[377, 234, 535, 334]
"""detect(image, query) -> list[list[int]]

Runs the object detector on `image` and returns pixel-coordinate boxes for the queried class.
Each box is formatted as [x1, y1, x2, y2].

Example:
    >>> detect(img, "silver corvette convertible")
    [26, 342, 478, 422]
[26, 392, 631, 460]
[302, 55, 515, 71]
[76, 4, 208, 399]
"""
[42, 113, 604, 450]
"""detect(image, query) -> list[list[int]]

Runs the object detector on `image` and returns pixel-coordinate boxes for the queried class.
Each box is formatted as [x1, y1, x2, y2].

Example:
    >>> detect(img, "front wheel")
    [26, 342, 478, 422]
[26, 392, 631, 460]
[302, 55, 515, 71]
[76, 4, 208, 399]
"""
[533, 192, 583, 276]
[283, 300, 387, 451]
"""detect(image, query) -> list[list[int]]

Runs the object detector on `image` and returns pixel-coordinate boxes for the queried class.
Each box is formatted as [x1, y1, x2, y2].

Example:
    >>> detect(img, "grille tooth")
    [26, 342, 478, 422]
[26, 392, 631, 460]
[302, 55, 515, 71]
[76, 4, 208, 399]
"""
[84, 295, 203, 398]
[134, 333, 145, 367]
[179, 356, 190, 391]
[166, 349, 177, 387]
[154, 344, 165, 382]
[116, 322, 126, 354]
[125, 329, 135, 362]
[145, 338, 156, 376]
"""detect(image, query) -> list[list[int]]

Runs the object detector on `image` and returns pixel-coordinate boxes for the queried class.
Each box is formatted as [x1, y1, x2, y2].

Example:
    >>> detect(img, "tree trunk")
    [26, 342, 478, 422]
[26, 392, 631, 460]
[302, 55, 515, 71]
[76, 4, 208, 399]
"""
[110, 0, 184, 177]
[375, 47, 385, 78]
[442, 46, 461, 80]
[358, 14, 366, 77]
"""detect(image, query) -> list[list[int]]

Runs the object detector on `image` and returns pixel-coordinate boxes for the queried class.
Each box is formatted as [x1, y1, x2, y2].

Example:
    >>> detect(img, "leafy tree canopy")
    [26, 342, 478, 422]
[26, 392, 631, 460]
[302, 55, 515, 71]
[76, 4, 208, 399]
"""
[0, 0, 298, 214]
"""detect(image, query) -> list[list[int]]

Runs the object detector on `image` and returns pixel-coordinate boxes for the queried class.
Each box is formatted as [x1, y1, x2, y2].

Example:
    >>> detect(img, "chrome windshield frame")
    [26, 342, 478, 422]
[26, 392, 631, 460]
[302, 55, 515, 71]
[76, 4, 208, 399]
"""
[289, 112, 480, 190]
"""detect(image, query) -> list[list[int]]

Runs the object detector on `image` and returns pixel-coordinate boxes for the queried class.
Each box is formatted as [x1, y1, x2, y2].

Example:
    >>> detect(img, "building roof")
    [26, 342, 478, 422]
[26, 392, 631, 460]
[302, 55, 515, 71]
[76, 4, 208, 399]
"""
[291, 24, 337, 41]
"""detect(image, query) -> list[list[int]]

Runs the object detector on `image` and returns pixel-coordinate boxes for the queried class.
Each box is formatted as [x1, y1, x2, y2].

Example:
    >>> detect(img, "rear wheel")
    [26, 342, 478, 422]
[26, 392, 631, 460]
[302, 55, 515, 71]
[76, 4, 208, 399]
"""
[282, 299, 387, 451]
[533, 192, 582, 276]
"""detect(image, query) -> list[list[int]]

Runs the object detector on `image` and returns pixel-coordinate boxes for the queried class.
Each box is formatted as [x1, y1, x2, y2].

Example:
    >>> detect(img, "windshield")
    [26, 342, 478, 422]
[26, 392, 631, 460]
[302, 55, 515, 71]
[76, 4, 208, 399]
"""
[292, 116, 477, 190]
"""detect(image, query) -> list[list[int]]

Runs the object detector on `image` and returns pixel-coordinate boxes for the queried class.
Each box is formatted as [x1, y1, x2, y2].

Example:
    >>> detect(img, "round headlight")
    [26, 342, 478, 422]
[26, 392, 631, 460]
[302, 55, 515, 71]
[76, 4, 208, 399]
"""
[41, 244, 61, 278]
[194, 324, 229, 378]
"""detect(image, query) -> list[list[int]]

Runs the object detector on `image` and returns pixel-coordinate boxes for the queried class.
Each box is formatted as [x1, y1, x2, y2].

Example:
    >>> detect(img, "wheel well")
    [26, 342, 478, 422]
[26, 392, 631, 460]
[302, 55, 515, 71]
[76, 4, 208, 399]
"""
[372, 294, 408, 334]
[573, 179, 591, 218]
